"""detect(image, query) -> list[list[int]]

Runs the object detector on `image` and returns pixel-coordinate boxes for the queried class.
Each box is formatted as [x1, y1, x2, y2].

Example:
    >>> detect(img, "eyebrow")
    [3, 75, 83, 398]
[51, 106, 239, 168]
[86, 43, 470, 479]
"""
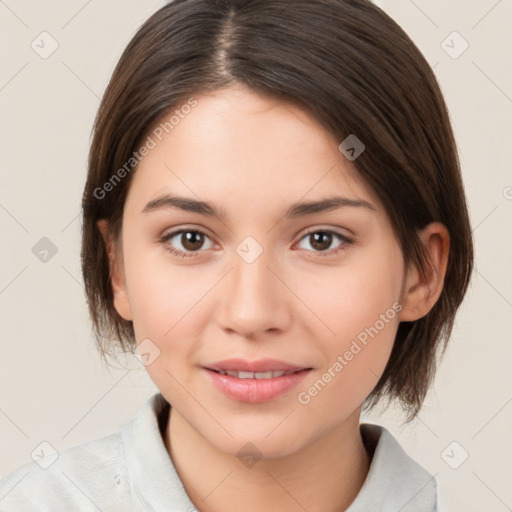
[141, 194, 376, 219]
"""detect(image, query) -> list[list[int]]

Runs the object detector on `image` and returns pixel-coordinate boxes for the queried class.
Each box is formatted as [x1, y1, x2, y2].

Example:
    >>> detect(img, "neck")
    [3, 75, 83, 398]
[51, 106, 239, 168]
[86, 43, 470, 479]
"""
[165, 407, 371, 512]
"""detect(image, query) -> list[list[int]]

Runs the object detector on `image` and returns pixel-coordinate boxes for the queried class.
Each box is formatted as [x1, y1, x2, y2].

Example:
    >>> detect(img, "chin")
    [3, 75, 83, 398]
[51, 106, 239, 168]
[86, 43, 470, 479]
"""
[213, 433, 305, 461]
[197, 416, 311, 460]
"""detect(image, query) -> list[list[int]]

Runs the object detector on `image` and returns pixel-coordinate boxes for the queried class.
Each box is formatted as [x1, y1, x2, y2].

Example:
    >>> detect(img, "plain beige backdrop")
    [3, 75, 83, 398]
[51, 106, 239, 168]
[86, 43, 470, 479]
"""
[1, 1, 511, 510]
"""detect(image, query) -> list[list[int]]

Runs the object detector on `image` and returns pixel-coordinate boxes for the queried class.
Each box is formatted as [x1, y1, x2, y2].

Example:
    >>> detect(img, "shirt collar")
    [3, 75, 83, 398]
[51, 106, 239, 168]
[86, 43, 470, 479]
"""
[123, 393, 438, 511]
[346, 423, 438, 511]
[122, 392, 196, 511]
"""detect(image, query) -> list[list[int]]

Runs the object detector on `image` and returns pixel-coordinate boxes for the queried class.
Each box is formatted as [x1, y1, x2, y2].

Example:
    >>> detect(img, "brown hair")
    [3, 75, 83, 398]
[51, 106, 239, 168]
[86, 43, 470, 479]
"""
[81, 0, 474, 421]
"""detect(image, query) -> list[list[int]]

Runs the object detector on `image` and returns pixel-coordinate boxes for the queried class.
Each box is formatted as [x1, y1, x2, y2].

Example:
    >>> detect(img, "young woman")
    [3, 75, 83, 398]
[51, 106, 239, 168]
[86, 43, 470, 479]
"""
[0, 0, 473, 510]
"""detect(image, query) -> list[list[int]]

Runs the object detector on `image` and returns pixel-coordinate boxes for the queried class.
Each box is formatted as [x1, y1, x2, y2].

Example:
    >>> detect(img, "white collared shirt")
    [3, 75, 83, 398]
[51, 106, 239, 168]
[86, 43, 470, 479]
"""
[0, 393, 439, 511]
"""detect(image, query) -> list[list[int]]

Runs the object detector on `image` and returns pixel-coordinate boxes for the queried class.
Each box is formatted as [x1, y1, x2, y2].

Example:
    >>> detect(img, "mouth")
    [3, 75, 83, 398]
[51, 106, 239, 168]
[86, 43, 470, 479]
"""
[207, 368, 308, 379]
[204, 357, 310, 374]
[202, 359, 312, 403]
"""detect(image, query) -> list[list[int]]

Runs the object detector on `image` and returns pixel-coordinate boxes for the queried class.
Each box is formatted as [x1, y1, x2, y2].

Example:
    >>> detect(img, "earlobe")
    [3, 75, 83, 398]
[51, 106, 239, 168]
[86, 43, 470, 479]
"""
[399, 222, 450, 322]
[96, 220, 133, 321]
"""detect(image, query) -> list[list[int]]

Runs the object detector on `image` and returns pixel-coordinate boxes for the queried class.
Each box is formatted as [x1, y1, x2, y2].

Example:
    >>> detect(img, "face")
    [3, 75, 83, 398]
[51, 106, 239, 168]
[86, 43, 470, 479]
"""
[105, 83, 410, 458]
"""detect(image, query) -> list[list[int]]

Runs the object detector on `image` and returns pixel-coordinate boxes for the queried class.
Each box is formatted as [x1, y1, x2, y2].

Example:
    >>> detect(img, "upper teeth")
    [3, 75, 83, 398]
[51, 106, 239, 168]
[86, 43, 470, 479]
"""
[219, 370, 289, 379]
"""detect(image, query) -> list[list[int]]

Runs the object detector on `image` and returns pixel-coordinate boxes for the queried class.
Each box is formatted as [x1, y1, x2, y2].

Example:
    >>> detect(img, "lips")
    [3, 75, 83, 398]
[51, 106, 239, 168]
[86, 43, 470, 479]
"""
[205, 358, 309, 374]
[203, 358, 312, 403]
[212, 369, 296, 379]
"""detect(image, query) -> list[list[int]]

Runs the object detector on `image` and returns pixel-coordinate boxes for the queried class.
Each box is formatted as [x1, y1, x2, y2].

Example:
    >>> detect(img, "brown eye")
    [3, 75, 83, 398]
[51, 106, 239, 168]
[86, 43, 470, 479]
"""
[297, 230, 352, 257]
[160, 229, 214, 258]
[309, 232, 333, 251]
[180, 231, 205, 251]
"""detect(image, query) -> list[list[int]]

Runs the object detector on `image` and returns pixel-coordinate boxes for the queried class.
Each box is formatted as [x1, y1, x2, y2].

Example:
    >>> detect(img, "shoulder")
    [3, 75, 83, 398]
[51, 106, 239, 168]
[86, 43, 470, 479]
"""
[0, 431, 131, 512]
[0, 392, 171, 512]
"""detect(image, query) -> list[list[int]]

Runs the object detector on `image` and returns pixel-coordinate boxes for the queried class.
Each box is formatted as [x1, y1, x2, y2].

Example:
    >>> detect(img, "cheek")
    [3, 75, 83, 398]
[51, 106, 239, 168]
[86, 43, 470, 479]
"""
[295, 281, 401, 424]
[294, 244, 403, 404]
[298, 247, 403, 345]
[124, 256, 207, 394]
[123, 241, 204, 333]
[123, 250, 216, 390]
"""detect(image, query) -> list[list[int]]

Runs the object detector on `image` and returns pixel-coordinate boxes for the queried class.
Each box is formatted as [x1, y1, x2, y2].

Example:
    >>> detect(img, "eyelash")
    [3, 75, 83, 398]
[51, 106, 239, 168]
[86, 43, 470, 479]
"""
[158, 228, 353, 259]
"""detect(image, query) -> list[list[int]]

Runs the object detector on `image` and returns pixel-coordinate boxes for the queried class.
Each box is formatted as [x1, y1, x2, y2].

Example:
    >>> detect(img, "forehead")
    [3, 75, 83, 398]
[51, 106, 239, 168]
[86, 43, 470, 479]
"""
[126, 84, 380, 214]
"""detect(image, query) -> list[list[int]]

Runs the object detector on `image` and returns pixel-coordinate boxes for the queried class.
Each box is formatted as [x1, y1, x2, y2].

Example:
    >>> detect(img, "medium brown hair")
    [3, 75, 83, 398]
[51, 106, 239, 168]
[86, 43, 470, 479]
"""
[81, 0, 474, 421]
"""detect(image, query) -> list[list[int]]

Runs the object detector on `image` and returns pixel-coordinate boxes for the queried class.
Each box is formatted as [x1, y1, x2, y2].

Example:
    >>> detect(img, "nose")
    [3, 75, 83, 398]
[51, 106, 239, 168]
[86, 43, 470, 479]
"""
[215, 243, 292, 339]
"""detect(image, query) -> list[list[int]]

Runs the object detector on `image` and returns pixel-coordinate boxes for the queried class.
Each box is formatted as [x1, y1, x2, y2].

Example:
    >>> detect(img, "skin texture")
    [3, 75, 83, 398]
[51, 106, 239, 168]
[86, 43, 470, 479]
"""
[98, 83, 449, 512]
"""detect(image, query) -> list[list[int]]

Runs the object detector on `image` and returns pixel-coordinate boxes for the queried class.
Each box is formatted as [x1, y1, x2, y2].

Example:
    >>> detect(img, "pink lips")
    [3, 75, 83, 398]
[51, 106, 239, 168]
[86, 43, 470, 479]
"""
[203, 358, 312, 403]
[206, 358, 306, 373]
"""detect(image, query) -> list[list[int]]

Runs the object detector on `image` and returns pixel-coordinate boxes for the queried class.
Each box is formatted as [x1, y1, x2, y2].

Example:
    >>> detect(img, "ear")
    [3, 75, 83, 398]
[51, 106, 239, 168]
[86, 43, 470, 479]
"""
[399, 222, 450, 322]
[97, 220, 133, 321]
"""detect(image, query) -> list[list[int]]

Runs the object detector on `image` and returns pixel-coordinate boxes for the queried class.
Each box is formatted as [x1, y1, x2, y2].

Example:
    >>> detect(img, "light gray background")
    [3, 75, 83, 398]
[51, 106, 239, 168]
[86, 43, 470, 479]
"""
[1, 1, 511, 510]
